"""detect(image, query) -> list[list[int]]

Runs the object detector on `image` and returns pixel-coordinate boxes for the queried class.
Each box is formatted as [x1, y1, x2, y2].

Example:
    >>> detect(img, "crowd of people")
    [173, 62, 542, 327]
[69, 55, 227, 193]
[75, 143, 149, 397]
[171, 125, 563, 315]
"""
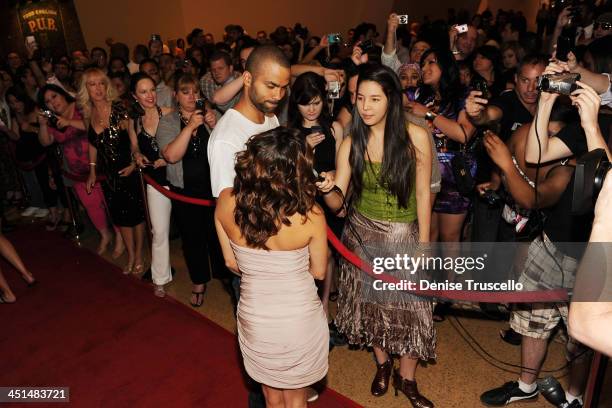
[2, 1, 612, 407]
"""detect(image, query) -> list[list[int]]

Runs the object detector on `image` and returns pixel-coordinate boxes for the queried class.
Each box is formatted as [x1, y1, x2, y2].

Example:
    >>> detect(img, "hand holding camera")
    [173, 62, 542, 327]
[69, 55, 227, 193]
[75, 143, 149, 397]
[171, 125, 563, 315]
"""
[570, 80, 601, 130]
[315, 170, 335, 193]
[306, 127, 325, 149]
[387, 13, 400, 33]
[465, 90, 489, 118]
[351, 43, 368, 66]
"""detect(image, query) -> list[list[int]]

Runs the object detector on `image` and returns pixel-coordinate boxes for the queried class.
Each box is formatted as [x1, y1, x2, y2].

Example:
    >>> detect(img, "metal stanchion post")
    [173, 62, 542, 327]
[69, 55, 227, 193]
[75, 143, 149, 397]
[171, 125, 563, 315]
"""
[138, 168, 154, 281]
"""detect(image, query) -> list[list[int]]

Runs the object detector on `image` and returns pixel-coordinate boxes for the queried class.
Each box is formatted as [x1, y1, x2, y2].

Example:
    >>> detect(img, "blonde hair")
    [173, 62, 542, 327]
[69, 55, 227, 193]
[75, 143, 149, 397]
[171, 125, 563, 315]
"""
[76, 67, 118, 120]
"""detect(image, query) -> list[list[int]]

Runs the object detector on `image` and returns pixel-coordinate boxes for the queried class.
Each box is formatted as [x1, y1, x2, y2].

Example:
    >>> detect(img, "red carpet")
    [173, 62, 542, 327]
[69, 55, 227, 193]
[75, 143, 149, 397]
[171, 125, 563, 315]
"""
[0, 227, 361, 408]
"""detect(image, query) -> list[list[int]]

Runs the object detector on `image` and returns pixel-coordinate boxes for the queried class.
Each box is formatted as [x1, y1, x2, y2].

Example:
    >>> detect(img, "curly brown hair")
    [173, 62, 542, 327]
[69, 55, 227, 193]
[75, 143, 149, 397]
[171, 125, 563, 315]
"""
[233, 127, 318, 249]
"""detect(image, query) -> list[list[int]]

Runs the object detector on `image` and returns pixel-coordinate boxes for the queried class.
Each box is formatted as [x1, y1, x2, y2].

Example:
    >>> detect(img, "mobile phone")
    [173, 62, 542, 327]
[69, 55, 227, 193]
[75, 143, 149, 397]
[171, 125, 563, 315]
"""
[309, 125, 323, 134]
[327, 81, 340, 99]
[556, 33, 574, 62]
[25, 35, 38, 50]
[472, 78, 491, 100]
[327, 33, 341, 44]
[456, 24, 469, 34]
[151, 34, 161, 41]
[312, 168, 325, 183]
[195, 98, 206, 111]
[360, 39, 374, 52]
[398, 15, 409, 25]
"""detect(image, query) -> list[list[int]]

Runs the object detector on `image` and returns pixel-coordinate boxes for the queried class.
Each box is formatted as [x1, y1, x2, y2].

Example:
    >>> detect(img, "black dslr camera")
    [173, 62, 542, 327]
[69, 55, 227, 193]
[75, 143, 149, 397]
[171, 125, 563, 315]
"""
[572, 148, 610, 214]
[537, 72, 580, 95]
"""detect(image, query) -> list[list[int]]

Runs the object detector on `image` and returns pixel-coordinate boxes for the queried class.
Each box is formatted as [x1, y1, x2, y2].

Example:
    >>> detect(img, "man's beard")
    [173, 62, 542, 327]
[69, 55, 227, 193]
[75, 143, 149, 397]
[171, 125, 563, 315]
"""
[249, 88, 277, 114]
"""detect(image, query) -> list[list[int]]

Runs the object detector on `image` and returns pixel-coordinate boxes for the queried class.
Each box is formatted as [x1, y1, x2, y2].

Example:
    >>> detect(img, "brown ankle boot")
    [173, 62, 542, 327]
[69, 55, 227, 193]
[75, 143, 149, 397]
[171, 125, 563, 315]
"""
[393, 370, 434, 408]
[370, 358, 393, 397]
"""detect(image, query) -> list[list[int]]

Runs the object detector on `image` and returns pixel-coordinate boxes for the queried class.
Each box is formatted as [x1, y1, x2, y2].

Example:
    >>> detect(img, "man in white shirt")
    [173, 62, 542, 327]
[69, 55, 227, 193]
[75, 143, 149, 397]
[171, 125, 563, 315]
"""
[208, 45, 291, 198]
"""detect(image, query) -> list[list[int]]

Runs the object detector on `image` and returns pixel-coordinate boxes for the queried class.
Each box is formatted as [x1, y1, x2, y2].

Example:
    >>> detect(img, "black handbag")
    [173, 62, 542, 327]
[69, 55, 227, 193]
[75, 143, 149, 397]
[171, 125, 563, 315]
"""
[450, 124, 475, 196]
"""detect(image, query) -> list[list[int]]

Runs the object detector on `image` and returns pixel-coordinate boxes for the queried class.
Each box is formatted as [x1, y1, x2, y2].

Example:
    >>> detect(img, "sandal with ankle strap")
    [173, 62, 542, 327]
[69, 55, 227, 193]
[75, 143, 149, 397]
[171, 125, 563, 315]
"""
[190, 291, 205, 307]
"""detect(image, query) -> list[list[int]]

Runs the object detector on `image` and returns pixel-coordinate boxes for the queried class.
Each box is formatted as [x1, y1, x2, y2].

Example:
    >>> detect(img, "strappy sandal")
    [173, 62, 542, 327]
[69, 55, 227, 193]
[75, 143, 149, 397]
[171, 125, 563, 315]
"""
[190, 291, 205, 308]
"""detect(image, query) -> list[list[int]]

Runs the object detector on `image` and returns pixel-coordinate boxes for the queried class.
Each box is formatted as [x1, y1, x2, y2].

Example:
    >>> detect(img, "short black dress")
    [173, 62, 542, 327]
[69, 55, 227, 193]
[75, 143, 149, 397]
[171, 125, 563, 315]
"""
[88, 102, 144, 227]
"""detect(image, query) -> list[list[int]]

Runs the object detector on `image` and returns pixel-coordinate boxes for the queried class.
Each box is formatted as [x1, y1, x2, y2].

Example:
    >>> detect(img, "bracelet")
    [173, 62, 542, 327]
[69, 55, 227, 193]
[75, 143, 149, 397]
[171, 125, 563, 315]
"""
[88, 162, 96, 166]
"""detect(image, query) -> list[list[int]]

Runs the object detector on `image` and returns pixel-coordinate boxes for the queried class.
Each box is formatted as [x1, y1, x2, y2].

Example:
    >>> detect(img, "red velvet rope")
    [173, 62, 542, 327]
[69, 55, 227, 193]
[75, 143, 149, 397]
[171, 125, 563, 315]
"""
[142, 173, 216, 207]
[141, 173, 569, 303]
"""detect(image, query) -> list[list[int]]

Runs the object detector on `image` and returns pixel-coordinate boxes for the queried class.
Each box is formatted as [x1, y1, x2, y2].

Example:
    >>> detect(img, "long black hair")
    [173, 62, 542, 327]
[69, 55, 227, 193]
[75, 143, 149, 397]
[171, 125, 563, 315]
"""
[349, 63, 415, 208]
[288, 72, 332, 130]
[418, 48, 464, 115]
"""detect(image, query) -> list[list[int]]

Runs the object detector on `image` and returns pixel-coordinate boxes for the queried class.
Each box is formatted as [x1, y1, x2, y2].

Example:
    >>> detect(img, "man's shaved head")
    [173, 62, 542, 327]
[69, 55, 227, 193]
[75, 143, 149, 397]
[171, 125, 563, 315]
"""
[245, 45, 290, 77]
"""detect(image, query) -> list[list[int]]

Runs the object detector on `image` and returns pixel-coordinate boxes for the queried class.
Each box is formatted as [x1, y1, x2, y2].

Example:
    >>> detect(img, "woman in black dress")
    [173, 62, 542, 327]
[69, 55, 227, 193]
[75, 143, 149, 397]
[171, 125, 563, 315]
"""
[289, 72, 343, 317]
[80, 68, 145, 274]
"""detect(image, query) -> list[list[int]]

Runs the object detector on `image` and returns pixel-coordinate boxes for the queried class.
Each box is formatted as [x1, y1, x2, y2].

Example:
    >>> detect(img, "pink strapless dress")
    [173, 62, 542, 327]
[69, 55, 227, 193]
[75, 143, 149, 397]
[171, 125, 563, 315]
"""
[230, 241, 329, 389]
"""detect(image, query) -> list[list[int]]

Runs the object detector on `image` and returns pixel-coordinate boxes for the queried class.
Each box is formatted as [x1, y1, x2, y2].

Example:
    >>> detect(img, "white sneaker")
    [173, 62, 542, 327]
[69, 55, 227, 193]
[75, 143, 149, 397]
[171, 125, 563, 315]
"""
[34, 208, 50, 218]
[306, 387, 318, 403]
[21, 206, 38, 217]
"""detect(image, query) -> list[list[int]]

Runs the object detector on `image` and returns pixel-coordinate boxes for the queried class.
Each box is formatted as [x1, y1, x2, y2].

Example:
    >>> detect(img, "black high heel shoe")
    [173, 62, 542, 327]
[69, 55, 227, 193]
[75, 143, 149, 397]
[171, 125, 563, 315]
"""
[371, 358, 393, 397]
[393, 369, 434, 408]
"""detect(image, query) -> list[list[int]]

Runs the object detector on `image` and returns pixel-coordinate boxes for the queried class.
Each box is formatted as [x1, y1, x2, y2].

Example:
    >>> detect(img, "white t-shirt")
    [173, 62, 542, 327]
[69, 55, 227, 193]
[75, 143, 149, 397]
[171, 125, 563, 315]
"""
[208, 108, 279, 197]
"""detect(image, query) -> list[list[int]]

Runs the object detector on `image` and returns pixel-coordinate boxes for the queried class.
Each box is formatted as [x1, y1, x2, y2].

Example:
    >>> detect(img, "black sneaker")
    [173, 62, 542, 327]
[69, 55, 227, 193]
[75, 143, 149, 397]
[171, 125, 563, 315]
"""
[480, 381, 538, 406]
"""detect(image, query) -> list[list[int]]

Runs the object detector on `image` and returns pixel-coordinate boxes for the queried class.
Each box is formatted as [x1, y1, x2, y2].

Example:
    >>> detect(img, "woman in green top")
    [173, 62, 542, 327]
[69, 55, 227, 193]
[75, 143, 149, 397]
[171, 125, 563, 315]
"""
[320, 64, 435, 407]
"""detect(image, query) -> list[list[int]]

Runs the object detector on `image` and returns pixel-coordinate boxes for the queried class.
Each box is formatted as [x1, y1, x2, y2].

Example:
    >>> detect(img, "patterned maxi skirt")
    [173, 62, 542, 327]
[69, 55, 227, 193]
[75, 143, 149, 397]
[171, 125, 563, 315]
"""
[334, 209, 436, 360]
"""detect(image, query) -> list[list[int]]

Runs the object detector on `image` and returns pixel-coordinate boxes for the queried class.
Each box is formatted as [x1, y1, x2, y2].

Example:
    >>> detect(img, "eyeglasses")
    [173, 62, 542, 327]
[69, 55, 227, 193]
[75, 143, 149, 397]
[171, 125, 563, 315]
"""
[594, 22, 612, 30]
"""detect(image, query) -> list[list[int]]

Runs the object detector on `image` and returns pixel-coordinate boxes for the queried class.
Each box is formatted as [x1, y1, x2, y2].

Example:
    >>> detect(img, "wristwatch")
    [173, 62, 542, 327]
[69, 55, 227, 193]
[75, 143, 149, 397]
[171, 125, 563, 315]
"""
[425, 111, 438, 122]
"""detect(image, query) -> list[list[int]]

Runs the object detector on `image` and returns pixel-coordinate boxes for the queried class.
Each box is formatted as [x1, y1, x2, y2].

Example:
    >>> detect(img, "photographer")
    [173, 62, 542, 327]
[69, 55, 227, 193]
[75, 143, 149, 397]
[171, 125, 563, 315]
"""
[466, 54, 547, 242]
[158, 73, 218, 308]
[480, 94, 597, 407]
[524, 74, 611, 165]
[569, 171, 612, 357]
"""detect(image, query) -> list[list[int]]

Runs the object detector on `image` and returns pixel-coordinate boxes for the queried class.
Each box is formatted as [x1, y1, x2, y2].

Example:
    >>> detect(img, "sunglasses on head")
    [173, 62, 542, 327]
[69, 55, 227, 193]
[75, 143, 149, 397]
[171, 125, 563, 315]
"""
[594, 22, 612, 30]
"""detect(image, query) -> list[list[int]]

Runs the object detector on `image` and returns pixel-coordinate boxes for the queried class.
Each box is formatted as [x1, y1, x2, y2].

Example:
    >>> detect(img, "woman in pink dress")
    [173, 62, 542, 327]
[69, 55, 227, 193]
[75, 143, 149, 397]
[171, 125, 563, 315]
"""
[37, 84, 120, 256]
[215, 127, 329, 408]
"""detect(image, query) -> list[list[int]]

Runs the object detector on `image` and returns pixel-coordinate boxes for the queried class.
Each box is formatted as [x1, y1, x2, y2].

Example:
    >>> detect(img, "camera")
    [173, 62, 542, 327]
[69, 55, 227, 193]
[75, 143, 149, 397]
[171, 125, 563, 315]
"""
[40, 109, 60, 129]
[150, 34, 161, 41]
[483, 189, 503, 206]
[195, 98, 206, 111]
[537, 72, 580, 95]
[398, 15, 409, 25]
[572, 148, 610, 214]
[456, 24, 469, 34]
[327, 33, 342, 44]
[327, 81, 340, 99]
[472, 78, 491, 100]
[359, 39, 374, 53]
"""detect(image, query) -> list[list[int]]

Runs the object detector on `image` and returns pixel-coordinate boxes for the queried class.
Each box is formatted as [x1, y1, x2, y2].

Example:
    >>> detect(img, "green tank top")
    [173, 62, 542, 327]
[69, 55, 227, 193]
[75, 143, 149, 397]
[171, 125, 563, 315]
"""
[355, 161, 417, 223]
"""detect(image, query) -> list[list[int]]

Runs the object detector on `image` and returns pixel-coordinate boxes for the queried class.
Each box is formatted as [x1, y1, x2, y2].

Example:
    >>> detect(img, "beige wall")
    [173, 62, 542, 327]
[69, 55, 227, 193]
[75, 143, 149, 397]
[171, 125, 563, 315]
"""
[73, 0, 186, 51]
[478, 0, 543, 31]
[74, 0, 395, 52]
[74, 0, 542, 53]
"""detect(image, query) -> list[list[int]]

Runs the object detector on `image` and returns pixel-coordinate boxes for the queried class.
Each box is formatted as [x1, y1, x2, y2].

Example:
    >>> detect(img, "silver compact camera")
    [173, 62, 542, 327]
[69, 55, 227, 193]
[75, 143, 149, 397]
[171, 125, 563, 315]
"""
[327, 81, 340, 99]
[537, 72, 581, 95]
